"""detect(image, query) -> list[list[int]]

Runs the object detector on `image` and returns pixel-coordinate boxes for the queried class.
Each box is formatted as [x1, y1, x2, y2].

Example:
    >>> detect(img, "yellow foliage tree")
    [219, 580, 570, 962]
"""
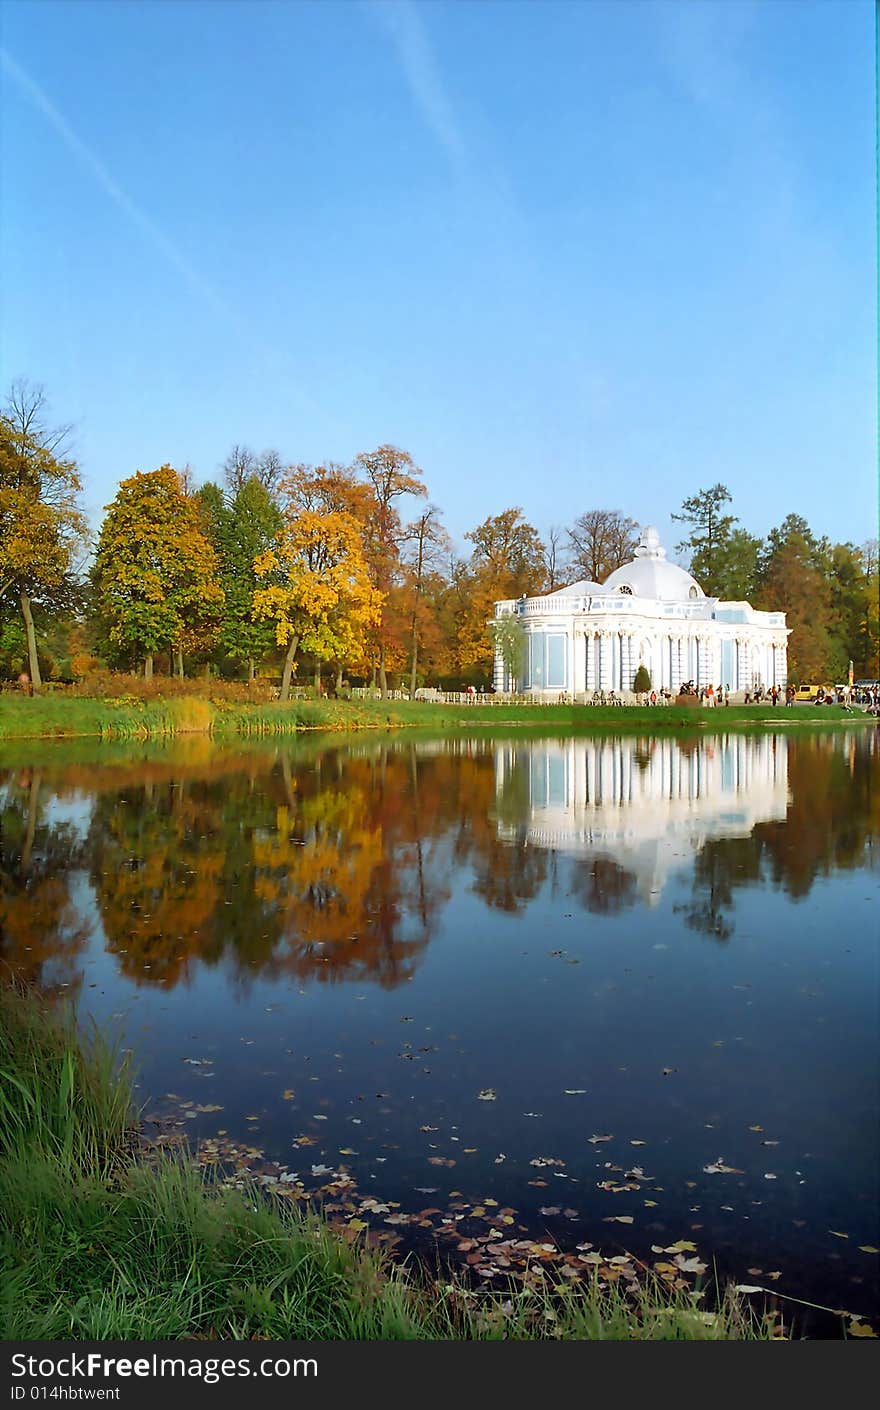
[253, 507, 382, 700]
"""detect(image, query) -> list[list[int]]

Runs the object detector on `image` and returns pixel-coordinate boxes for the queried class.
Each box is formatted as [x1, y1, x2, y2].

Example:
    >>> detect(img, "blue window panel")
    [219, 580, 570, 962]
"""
[530, 633, 545, 687]
[546, 634, 566, 688]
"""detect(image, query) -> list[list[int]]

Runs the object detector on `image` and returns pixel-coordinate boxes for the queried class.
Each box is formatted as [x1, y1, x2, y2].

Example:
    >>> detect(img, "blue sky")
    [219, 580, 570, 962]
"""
[1, 0, 875, 556]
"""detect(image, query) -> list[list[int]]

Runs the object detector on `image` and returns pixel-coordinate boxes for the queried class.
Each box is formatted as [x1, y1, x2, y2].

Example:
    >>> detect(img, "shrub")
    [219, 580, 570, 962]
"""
[633, 665, 652, 694]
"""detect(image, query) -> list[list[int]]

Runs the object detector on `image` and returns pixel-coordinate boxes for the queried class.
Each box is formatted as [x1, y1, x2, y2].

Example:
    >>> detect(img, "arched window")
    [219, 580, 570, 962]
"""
[617, 584, 633, 595]
[688, 586, 699, 599]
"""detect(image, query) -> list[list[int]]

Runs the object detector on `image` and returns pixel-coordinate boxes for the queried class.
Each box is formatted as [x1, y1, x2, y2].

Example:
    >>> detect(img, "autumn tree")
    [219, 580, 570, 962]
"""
[566, 509, 637, 584]
[91, 466, 224, 678]
[353, 445, 427, 696]
[253, 501, 381, 701]
[455, 508, 545, 678]
[0, 381, 88, 690]
[401, 504, 450, 694]
[755, 514, 834, 681]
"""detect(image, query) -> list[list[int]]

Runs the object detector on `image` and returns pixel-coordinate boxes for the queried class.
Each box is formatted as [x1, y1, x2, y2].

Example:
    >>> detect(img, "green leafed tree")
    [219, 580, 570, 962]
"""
[672, 484, 738, 596]
[489, 613, 528, 688]
[91, 466, 224, 677]
[197, 478, 282, 679]
[0, 381, 88, 690]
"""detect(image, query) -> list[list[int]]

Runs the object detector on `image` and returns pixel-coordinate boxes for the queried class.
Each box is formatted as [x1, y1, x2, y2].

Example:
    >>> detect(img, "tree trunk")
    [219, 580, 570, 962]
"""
[176, 646, 184, 678]
[379, 643, 388, 699]
[335, 664, 343, 694]
[21, 770, 41, 872]
[19, 590, 42, 692]
[280, 636, 299, 702]
[314, 665, 321, 693]
[144, 654, 153, 680]
[370, 662, 377, 691]
[409, 529, 425, 698]
[248, 657, 255, 683]
[409, 634, 419, 698]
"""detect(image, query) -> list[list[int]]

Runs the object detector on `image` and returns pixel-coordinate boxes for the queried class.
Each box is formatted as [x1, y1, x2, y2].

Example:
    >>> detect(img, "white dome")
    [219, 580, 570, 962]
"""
[547, 578, 603, 597]
[601, 526, 705, 601]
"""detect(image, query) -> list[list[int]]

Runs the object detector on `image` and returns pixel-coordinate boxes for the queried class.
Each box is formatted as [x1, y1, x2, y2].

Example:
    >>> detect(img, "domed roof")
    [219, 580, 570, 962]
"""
[547, 578, 603, 597]
[602, 526, 705, 601]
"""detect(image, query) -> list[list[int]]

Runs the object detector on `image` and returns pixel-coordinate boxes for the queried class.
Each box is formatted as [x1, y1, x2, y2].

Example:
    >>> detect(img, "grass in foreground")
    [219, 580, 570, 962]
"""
[0, 985, 774, 1340]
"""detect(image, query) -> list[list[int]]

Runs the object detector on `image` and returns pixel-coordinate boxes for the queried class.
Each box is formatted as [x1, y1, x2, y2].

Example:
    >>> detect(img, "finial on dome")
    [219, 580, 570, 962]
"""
[634, 525, 666, 560]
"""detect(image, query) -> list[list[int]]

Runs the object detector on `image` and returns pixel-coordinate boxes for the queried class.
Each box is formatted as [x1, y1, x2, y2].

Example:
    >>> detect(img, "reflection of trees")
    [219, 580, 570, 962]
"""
[569, 857, 637, 916]
[679, 732, 879, 938]
[6, 730, 878, 994]
[85, 744, 457, 990]
[89, 779, 225, 987]
[0, 770, 90, 993]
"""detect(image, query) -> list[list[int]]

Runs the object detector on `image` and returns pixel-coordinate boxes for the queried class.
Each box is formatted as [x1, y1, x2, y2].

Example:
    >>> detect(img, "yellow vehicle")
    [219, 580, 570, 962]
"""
[793, 683, 832, 702]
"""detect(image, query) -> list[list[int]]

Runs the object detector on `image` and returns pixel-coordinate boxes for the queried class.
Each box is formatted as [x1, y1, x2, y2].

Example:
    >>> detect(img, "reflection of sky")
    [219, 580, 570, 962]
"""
[497, 734, 790, 904]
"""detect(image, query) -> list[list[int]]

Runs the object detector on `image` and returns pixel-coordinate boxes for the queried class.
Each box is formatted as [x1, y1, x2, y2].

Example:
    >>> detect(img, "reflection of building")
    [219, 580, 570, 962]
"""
[495, 734, 789, 905]
[493, 525, 789, 697]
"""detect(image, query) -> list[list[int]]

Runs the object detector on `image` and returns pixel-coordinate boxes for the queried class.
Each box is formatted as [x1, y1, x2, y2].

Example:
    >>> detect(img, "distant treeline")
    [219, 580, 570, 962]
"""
[1, 381, 877, 694]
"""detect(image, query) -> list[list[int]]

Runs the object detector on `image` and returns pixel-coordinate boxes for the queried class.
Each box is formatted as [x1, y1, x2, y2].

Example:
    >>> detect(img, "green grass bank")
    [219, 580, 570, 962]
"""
[0, 985, 773, 1341]
[0, 692, 869, 741]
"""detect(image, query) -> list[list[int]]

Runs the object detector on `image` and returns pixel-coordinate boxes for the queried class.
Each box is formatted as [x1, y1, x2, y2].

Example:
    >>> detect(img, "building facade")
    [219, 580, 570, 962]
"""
[493, 525, 788, 698]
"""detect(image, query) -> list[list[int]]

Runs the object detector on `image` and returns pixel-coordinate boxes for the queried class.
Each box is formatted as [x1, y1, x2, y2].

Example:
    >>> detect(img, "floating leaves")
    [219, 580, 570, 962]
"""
[703, 1157, 742, 1175]
[477, 1089, 497, 1102]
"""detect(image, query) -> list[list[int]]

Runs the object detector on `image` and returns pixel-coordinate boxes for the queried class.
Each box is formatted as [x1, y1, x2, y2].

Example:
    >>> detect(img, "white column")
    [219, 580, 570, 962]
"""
[585, 633, 596, 692]
[572, 630, 585, 696]
[599, 632, 611, 690]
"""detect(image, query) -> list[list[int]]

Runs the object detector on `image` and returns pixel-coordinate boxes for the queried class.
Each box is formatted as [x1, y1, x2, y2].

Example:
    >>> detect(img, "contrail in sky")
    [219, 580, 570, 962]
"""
[1, 45, 334, 427]
[1, 46, 231, 319]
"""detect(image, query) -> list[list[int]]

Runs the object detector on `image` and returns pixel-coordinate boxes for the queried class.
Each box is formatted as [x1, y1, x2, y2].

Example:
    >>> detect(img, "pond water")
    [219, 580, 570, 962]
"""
[1, 727, 878, 1327]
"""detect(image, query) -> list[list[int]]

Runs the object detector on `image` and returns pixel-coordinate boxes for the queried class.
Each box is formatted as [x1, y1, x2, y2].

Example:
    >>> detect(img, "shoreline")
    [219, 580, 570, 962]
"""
[0, 694, 871, 742]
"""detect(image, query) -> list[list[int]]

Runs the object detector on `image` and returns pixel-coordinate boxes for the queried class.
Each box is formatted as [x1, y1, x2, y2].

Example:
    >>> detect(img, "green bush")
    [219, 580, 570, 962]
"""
[633, 665, 652, 693]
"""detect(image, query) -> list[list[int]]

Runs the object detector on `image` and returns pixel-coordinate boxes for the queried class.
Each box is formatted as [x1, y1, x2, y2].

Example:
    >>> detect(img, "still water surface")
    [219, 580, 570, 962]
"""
[2, 728, 878, 1319]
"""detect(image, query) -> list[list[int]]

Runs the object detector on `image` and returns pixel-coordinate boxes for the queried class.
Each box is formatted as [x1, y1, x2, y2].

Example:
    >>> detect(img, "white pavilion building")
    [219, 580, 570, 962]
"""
[493, 525, 789, 699]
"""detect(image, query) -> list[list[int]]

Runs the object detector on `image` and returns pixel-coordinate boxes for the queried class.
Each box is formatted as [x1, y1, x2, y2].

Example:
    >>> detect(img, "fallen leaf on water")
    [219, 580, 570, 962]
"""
[588, 1134, 613, 1144]
[703, 1158, 742, 1175]
[282, 1089, 296, 1101]
[848, 1322, 878, 1338]
[674, 1254, 707, 1274]
[858, 1245, 879, 1254]
[477, 1089, 497, 1101]
[604, 1216, 634, 1225]
[564, 1089, 587, 1095]
[829, 1231, 850, 1240]
[748, 1125, 763, 1132]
